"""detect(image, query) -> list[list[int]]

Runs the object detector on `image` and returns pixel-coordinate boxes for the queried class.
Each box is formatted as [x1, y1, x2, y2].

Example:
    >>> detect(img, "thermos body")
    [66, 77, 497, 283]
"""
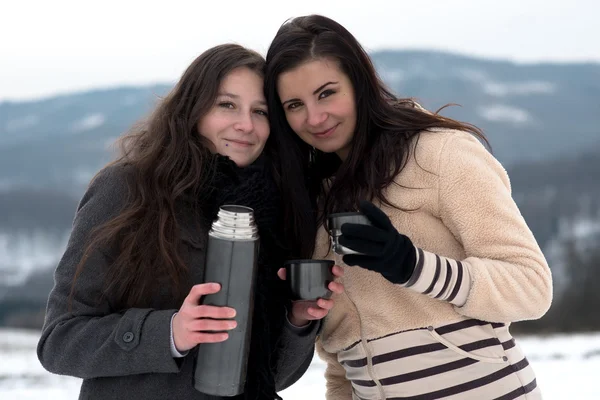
[193, 205, 259, 397]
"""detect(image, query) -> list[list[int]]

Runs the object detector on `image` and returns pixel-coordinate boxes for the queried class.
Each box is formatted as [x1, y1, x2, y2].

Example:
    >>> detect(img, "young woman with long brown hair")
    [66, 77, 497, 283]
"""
[37, 43, 343, 400]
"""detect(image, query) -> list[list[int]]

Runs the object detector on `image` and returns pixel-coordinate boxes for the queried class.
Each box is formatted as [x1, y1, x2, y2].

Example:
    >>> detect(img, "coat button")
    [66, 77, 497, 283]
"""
[123, 332, 135, 343]
[502, 356, 508, 362]
[427, 326, 434, 331]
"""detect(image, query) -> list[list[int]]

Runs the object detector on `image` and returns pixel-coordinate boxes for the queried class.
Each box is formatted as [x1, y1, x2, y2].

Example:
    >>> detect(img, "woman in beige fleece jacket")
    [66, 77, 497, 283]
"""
[264, 14, 552, 400]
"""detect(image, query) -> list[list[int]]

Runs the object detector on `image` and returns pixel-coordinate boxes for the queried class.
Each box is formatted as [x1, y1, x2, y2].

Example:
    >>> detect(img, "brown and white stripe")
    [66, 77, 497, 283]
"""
[404, 247, 472, 306]
[338, 319, 541, 399]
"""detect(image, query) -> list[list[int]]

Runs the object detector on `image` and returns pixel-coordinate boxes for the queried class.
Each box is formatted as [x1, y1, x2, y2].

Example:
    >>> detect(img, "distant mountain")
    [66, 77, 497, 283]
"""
[1, 50, 599, 194]
[0, 49, 599, 329]
[0, 85, 171, 194]
[373, 50, 600, 164]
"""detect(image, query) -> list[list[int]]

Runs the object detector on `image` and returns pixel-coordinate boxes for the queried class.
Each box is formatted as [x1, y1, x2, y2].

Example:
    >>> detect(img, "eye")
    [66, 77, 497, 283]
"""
[286, 102, 303, 111]
[218, 102, 235, 109]
[254, 109, 268, 117]
[318, 89, 336, 100]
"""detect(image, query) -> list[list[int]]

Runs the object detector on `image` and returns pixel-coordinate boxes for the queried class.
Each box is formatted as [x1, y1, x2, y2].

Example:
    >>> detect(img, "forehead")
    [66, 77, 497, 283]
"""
[220, 67, 264, 93]
[277, 58, 345, 94]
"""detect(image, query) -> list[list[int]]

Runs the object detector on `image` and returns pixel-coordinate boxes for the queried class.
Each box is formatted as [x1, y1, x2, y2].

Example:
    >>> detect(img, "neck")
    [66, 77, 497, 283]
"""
[335, 145, 351, 162]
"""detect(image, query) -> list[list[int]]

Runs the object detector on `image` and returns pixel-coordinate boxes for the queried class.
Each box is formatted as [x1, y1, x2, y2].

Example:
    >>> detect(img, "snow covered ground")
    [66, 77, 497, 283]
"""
[1, 328, 599, 399]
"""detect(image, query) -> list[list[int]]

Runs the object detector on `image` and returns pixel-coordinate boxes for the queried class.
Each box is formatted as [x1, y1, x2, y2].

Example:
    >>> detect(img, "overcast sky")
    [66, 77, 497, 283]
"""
[1, 0, 598, 101]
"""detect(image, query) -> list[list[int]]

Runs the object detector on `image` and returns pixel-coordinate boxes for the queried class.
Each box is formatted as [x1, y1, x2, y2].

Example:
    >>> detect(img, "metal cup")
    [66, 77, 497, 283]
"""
[327, 212, 372, 255]
[284, 259, 334, 301]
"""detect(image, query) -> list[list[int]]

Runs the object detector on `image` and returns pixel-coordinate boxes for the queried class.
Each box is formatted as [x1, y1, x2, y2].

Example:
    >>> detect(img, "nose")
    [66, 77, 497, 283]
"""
[306, 105, 327, 127]
[233, 112, 254, 133]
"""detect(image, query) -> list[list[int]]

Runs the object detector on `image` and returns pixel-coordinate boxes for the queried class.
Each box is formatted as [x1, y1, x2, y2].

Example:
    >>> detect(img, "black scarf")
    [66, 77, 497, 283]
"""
[202, 154, 290, 400]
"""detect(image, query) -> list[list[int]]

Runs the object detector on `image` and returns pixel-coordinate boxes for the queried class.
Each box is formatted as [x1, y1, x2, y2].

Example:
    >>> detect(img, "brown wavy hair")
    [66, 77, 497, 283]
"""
[72, 44, 275, 309]
[265, 15, 490, 224]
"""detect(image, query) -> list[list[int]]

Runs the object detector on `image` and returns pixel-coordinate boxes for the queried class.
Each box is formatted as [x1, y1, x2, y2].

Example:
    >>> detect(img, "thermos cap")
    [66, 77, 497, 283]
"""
[209, 205, 259, 240]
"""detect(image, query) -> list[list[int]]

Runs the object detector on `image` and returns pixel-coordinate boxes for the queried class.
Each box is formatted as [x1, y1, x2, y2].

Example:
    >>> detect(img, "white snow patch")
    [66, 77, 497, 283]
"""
[454, 67, 489, 82]
[1, 329, 600, 399]
[0, 230, 69, 285]
[70, 113, 105, 133]
[453, 67, 556, 97]
[483, 81, 556, 97]
[478, 104, 532, 124]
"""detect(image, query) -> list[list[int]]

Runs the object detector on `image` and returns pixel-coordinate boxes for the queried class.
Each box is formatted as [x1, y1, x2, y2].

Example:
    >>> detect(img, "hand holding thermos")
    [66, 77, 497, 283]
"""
[277, 264, 344, 326]
[172, 283, 237, 352]
[337, 200, 417, 285]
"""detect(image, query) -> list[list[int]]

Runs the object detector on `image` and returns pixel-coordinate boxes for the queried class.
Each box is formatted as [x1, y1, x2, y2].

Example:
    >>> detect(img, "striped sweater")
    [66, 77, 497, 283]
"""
[406, 248, 472, 307]
[313, 129, 552, 399]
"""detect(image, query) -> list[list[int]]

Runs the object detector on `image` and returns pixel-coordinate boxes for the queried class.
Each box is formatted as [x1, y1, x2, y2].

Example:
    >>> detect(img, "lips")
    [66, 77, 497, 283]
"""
[225, 139, 253, 146]
[313, 123, 339, 138]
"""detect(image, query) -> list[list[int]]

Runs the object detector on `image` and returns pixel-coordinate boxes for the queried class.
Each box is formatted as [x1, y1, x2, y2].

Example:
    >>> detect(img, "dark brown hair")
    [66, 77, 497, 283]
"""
[73, 44, 270, 309]
[265, 15, 489, 224]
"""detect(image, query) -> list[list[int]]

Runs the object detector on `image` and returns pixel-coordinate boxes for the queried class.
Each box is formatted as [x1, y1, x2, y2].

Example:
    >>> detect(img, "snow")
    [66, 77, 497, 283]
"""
[70, 113, 105, 133]
[478, 104, 532, 124]
[1, 328, 599, 399]
[0, 231, 69, 286]
[454, 68, 556, 97]
[482, 81, 556, 97]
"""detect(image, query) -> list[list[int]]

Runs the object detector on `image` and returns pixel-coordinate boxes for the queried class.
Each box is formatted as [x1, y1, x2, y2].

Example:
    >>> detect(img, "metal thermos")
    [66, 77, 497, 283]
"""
[328, 212, 372, 255]
[193, 205, 260, 396]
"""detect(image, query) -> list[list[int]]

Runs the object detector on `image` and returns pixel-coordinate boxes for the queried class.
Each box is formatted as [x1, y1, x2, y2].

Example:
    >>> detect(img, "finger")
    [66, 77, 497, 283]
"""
[192, 305, 236, 319]
[332, 265, 344, 277]
[189, 318, 237, 332]
[341, 223, 388, 243]
[359, 200, 394, 230]
[190, 332, 229, 344]
[306, 307, 328, 319]
[277, 268, 287, 280]
[339, 235, 384, 255]
[317, 298, 334, 310]
[185, 283, 221, 305]
[328, 281, 344, 294]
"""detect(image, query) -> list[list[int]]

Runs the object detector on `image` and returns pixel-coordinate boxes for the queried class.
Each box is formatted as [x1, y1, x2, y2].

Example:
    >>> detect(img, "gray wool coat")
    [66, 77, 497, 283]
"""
[37, 165, 319, 400]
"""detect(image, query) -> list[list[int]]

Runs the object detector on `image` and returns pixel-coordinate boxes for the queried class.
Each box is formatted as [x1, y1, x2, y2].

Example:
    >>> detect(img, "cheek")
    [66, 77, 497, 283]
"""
[197, 115, 221, 140]
[340, 98, 356, 120]
[285, 112, 304, 133]
[256, 123, 270, 147]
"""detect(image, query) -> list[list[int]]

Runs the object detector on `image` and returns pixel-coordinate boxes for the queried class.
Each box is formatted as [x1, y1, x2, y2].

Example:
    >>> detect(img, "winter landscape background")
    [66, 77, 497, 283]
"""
[1, 49, 599, 398]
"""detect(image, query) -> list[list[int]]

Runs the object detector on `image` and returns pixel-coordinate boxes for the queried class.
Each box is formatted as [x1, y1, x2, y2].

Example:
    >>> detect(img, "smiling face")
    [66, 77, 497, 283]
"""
[197, 67, 270, 167]
[277, 58, 357, 161]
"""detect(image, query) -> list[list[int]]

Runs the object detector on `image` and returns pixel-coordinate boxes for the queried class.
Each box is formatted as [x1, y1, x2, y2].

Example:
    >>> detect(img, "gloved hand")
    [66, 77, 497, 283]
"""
[339, 200, 417, 284]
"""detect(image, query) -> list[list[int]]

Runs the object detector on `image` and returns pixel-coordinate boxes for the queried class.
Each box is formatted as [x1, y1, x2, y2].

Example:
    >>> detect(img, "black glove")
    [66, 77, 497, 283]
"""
[339, 200, 417, 284]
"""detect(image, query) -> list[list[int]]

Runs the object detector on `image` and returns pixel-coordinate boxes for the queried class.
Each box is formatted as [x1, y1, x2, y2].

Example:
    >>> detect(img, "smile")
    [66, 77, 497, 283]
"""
[224, 139, 253, 147]
[312, 124, 339, 138]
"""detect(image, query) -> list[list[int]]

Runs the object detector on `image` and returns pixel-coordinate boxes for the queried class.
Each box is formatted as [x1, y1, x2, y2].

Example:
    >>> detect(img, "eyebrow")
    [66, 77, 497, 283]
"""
[218, 92, 238, 98]
[281, 81, 338, 107]
[217, 92, 266, 106]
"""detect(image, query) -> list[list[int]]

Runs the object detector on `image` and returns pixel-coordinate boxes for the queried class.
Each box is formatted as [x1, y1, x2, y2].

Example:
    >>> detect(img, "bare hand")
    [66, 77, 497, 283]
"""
[172, 283, 237, 352]
[277, 265, 345, 326]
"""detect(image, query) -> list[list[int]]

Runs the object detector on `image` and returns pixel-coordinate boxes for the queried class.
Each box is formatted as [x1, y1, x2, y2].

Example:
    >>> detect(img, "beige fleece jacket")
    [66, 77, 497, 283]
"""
[313, 128, 552, 399]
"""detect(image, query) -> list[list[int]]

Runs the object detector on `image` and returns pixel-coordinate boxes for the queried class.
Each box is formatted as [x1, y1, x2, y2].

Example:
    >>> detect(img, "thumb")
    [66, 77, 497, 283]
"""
[277, 268, 287, 280]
